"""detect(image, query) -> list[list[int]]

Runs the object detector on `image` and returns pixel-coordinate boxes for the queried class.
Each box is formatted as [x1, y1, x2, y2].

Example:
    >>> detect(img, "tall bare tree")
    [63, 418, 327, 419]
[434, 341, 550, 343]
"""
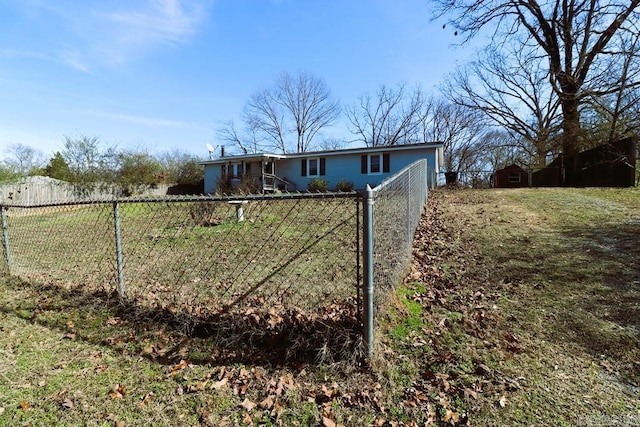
[216, 119, 265, 155]
[61, 135, 118, 184]
[433, 0, 640, 156]
[2, 143, 47, 176]
[582, 31, 640, 144]
[423, 100, 490, 177]
[445, 42, 561, 168]
[345, 82, 427, 146]
[222, 71, 340, 154]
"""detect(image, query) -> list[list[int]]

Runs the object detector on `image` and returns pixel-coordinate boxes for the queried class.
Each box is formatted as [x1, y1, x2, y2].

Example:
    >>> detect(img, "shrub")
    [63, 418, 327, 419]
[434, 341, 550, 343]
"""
[215, 174, 234, 195]
[216, 174, 259, 195]
[237, 174, 260, 194]
[307, 178, 329, 193]
[189, 201, 223, 226]
[335, 179, 354, 192]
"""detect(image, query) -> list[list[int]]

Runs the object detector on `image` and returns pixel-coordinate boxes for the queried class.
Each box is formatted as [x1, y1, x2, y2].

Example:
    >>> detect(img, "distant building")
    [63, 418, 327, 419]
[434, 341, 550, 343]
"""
[532, 137, 637, 187]
[493, 164, 529, 188]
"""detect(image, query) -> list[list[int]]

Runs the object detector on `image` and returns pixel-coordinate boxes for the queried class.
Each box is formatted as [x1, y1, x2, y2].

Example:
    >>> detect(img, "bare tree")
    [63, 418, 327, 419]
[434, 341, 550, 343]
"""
[445, 42, 561, 168]
[481, 130, 533, 170]
[433, 0, 640, 156]
[216, 120, 265, 155]
[226, 70, 340, 154]
[157, 149, 205, 184]
[62, 135, 118, 183]
[582, 30, 640, 144]
[345, 82, 426, 146]
[423, 100, 490, 178]
[2, 143, 47, 176]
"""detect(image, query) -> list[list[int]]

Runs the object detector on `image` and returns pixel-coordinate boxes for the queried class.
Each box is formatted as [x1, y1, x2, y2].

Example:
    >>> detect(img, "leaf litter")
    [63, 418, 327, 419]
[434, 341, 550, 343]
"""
[1, 187, 638, 425]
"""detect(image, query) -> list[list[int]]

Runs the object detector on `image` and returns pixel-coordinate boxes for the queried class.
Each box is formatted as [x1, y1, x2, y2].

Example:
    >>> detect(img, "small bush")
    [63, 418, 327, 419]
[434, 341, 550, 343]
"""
[189, 202, 223, 226]
[237, 174, 260, 194]
[216, 174, 260, 195]
[307, 178, 329, 193]
[216, 174, 234, 195]
[335, 179, 354, 192]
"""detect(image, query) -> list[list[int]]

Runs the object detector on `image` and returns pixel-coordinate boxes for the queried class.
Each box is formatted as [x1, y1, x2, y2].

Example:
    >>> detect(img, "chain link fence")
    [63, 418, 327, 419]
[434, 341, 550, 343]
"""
[1, 159, 435, 357]
[370, 159, 430, 300]
[359, 159, 434, 355]
[0, 194, 360, 317]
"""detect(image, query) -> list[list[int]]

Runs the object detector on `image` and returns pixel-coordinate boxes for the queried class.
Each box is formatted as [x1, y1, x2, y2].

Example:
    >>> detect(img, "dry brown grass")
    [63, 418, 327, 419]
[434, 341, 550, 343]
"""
[386, 187, 640, 426]
[1, 187, 638, 426]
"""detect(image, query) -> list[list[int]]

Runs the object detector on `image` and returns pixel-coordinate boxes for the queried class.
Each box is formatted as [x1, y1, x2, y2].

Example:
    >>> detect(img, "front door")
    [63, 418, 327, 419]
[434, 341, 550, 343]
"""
[263, 161, 274, 175]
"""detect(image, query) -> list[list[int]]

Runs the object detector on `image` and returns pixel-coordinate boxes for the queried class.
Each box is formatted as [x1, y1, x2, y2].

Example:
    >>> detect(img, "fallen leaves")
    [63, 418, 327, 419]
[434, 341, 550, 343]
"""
[240, 398, 256, 412]
[211, 377, 228, 390]
[109, 384, 126, 399]
[498, 394, 508, 408]
[443, 409, 460, 424]
[60, 398, 74, 410]
[168, 359, 190, 377]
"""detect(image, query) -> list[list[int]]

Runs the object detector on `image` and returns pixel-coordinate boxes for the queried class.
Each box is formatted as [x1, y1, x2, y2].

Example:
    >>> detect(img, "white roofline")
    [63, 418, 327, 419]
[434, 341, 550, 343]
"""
[200, 142, 443, 165]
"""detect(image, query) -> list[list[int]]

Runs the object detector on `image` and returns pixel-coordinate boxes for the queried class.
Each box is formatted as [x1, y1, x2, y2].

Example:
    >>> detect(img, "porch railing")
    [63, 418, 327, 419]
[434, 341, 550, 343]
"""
[263, 173, 297, 192]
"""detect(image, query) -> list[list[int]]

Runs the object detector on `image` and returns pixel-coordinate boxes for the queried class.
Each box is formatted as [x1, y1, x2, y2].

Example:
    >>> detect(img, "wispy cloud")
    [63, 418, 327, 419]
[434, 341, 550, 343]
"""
[0, 47, 91, 73]
[59, 49, 91, 73]
[87, 109, 192, 128]
[106, 0, 204, 44]
[96, 0, 212, 64]
[9, 1, 213, 70]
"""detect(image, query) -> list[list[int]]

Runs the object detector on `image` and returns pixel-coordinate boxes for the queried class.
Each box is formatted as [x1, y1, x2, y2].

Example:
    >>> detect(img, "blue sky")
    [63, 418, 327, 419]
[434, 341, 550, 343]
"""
[0, 0, 478, 160]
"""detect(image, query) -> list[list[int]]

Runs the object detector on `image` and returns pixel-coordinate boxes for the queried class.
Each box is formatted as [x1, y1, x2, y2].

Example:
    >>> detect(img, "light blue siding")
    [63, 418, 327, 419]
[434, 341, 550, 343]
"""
[202, 145, 440, 193]
[203, 163, 222, 194]
[284, 148, 438, 191]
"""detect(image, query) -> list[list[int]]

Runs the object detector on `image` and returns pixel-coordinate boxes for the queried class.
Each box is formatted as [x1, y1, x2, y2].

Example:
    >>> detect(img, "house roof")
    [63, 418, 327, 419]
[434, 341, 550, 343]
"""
[200, 142, 443, 165]
[495, 163, 526, 173]
[200, 152, 285, 165]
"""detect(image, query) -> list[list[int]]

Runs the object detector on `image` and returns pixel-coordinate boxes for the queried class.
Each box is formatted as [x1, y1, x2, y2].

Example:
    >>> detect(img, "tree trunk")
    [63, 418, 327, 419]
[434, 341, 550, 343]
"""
[560, 98, 581, 157]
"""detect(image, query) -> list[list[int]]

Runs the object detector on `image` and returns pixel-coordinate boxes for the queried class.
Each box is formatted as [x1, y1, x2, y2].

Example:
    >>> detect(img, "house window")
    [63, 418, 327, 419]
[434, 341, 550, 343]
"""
[308, 158, 319, 176]
[230, 163, 242, 179]
[508, 174, 521, 183]
[301, 158, 326, 177]
[361, 153, 390, 175]
[370, 155, 381, 174]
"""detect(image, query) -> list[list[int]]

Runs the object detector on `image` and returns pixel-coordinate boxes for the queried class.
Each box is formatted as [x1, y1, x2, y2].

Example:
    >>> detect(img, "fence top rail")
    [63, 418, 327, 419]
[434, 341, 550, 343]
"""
[0, 190, 361, 209]
[371, 159, 427, 194]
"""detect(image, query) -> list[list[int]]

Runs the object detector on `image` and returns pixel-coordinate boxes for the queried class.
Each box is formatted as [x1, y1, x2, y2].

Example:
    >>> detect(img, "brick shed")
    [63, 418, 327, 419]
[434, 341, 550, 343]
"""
[493, 164, 530, 188]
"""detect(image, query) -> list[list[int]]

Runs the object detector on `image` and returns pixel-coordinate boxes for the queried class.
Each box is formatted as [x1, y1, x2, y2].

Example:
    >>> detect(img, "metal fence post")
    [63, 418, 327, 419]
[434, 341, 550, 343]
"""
[355, 197, 362, 321]
[113, 201, 125, 297]
[1, 206, 12, 274]
[363, 185, 375, 358]
[407, 171, 412, 242]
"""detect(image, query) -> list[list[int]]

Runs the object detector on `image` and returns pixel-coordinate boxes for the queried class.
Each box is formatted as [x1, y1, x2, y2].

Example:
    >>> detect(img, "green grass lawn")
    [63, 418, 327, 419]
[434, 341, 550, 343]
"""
[382, 187, 639, 426]
[0, 187, 638, 426]
[2, 197, 359, 314]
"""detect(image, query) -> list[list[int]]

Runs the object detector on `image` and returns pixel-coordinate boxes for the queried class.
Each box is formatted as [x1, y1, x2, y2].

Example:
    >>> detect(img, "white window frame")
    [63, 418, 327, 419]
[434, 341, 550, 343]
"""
[368, 154, 382, 175]
[307, 158, 320, 177]
[508, 174, 521, 183]
[230, 163, 242, 179]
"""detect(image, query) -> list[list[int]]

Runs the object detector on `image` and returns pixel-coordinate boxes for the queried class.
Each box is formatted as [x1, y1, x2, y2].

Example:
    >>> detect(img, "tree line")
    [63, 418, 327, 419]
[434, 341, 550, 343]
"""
[4, 0, 639, 188]
[0, 136, 204, 194]
[219, 0, 640, 184]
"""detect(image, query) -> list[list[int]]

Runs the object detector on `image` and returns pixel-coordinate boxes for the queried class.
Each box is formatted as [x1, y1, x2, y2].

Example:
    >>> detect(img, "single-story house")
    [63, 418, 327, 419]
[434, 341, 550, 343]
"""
[201, 142, 443, 194]
[492, 164, 530, 188]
